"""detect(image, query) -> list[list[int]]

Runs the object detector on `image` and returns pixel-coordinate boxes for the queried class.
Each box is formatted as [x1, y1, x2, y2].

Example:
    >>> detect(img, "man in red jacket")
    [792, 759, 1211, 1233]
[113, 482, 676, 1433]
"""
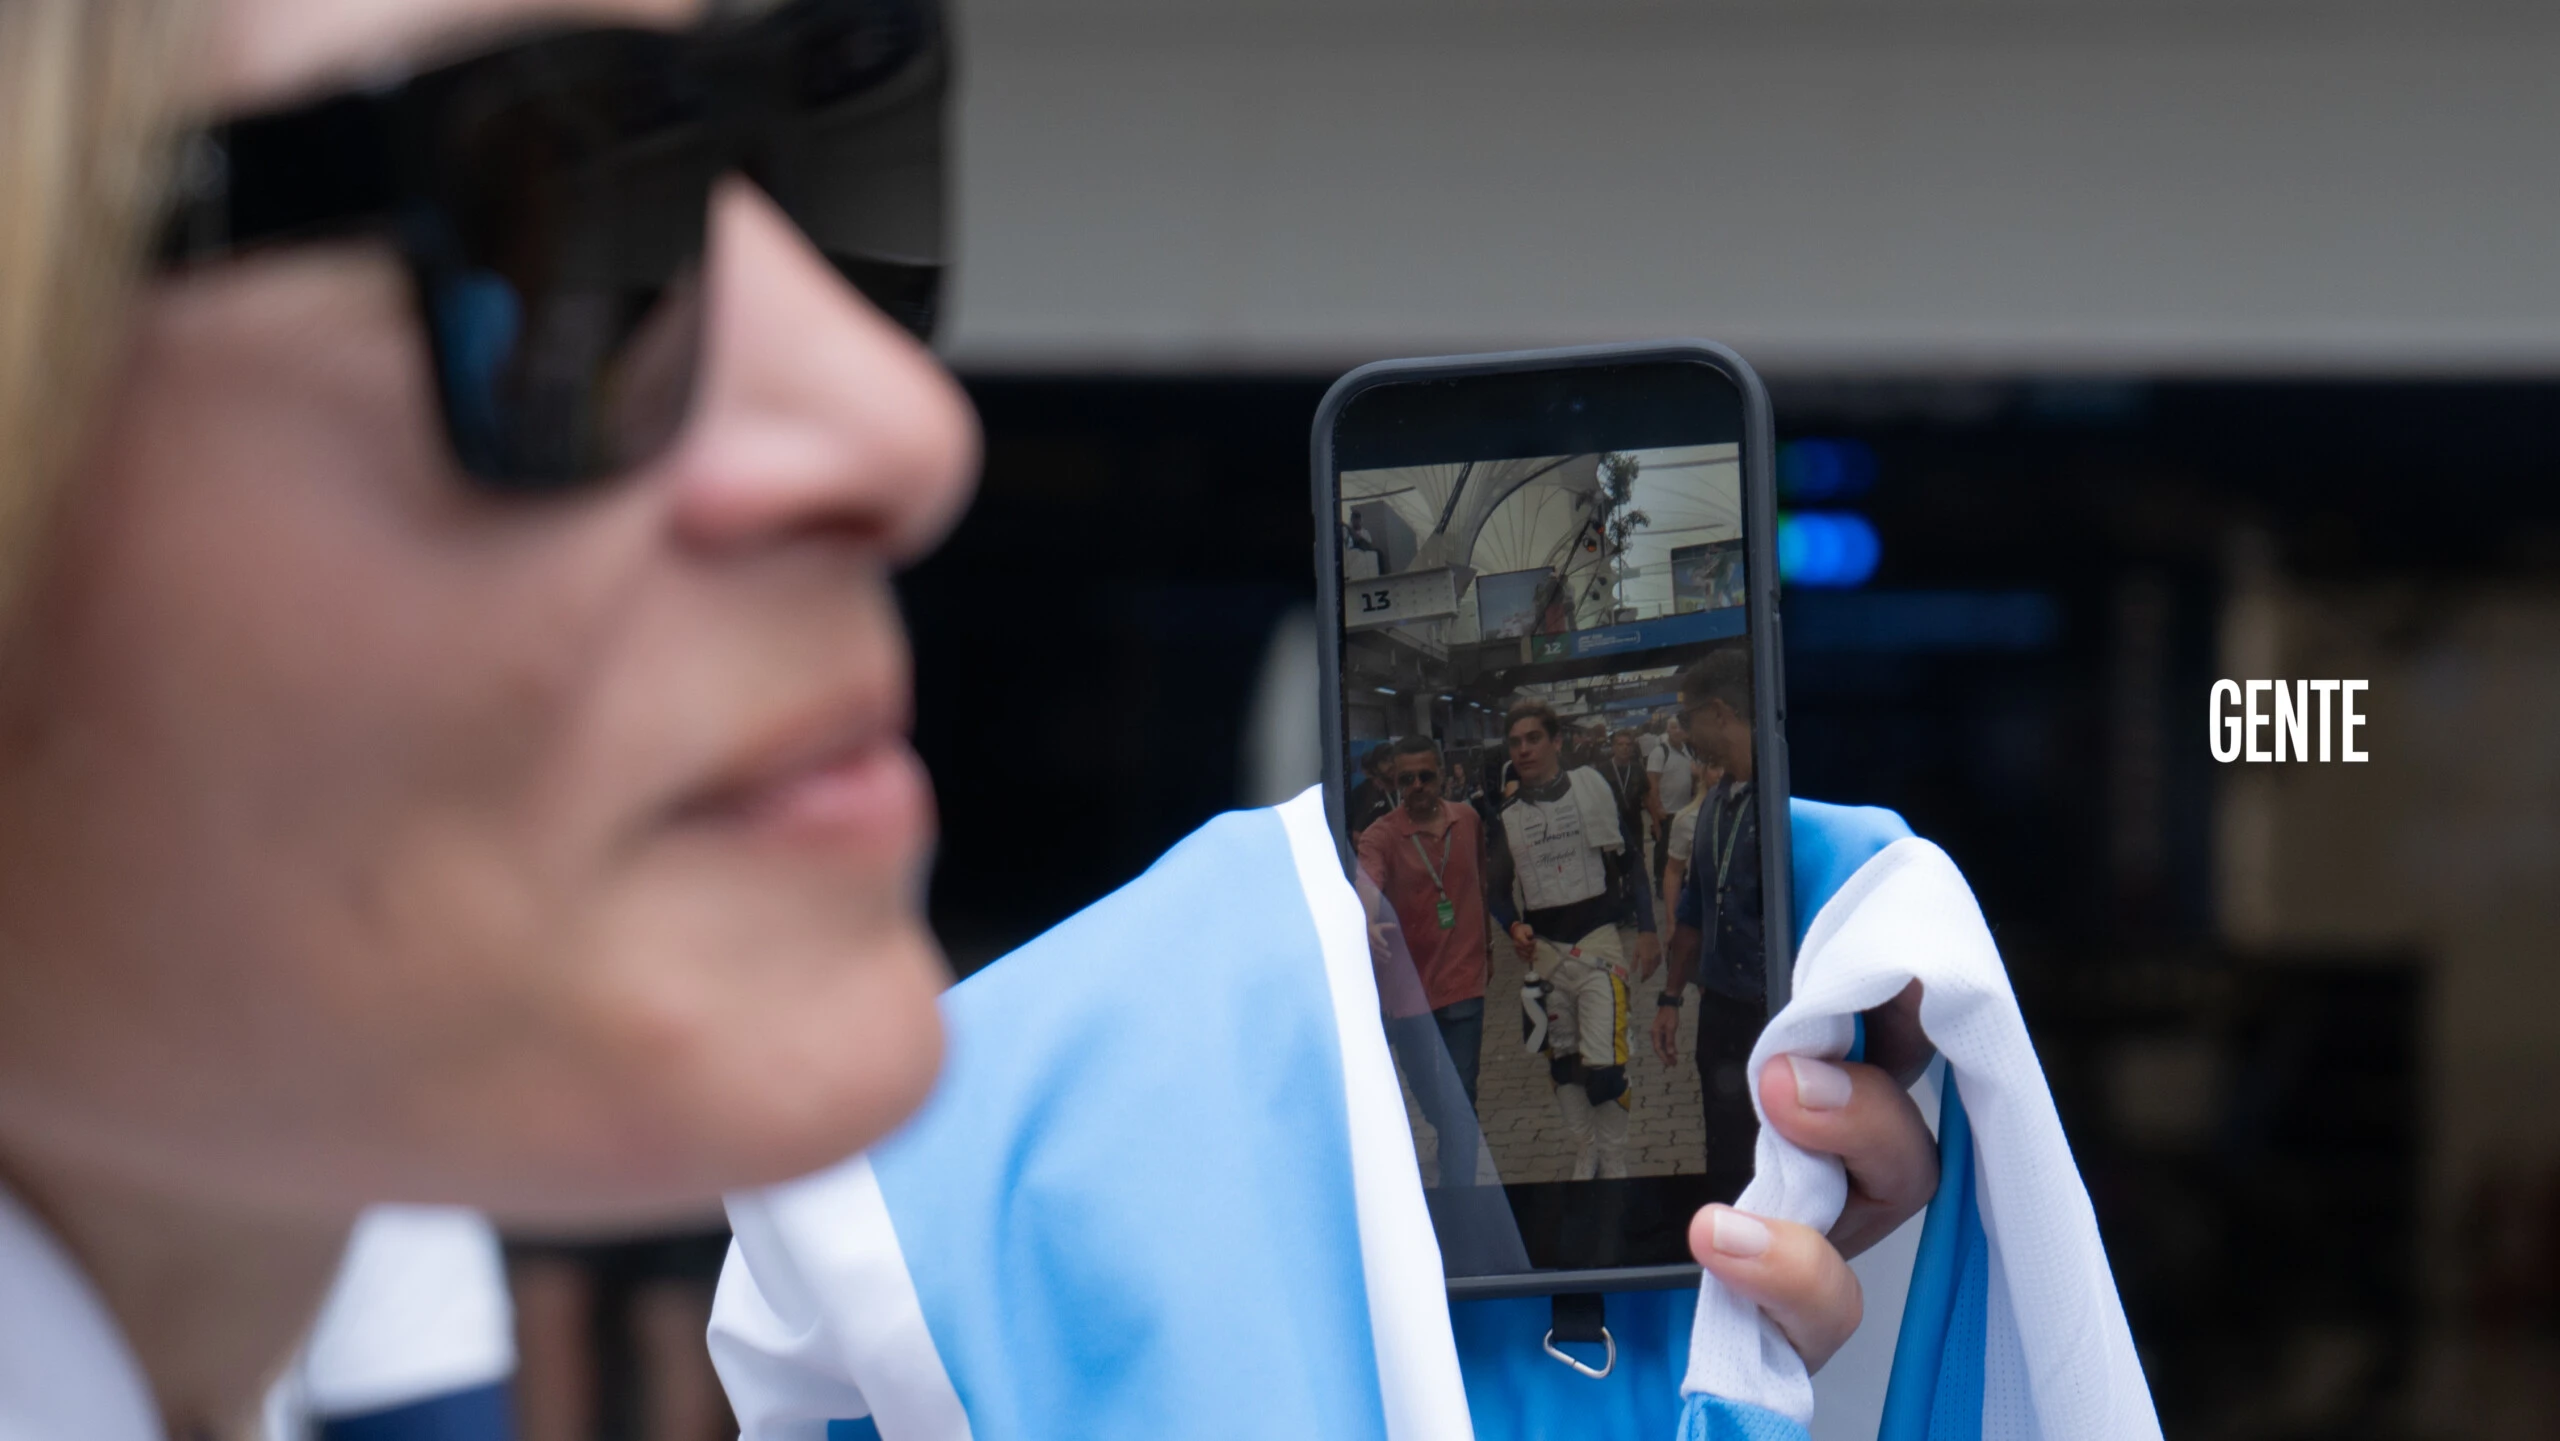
[1357, 735, 1491, 1185]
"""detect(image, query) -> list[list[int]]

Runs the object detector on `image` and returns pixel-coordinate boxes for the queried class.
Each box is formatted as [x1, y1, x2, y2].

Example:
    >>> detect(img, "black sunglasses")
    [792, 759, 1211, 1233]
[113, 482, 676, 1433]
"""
[1396, 769, 1440, 789]
[155, 0, 946, 491]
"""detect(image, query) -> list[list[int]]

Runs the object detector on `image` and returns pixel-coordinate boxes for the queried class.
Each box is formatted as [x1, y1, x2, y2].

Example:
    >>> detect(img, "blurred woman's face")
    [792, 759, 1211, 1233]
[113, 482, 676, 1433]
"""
[0, 0, 979, 1224]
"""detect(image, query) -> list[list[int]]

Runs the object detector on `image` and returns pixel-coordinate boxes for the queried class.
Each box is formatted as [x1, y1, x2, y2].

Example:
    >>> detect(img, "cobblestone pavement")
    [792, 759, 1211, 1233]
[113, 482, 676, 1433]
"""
[1402, 932, 1706, 1186]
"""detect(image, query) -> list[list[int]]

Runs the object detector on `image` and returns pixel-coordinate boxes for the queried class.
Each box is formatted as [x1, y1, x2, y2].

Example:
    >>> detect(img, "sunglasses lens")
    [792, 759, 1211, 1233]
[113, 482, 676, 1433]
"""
[758, 0, 948, 340]
[398, 0, 946, 489]
[421, 267, 706, 488]
[411, 29, 719, 488]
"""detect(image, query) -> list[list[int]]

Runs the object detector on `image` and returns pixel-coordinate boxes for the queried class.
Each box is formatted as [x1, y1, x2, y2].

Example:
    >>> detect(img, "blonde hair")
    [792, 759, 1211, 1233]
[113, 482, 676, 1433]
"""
[0, 0, 192, 612]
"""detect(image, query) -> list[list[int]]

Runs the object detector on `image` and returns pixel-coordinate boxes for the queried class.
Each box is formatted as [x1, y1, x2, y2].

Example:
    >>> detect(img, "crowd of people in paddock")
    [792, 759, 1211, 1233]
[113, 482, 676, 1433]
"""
[1353, 646, 1764, 1189]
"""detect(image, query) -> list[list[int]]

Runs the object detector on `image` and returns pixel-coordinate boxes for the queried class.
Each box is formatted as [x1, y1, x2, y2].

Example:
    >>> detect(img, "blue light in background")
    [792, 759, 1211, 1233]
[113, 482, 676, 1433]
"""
[1783, 590, 2061, 652]
[1778, 511, 1882, 588]
[1777, 439, 1879, 502]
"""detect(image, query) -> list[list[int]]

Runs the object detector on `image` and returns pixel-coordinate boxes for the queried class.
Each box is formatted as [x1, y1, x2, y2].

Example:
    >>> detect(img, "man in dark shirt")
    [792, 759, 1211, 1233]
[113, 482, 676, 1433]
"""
[1646, 647, 1765, 1189]
[1346, 743, 1395, 836]
[1604, 728, 1652, 852]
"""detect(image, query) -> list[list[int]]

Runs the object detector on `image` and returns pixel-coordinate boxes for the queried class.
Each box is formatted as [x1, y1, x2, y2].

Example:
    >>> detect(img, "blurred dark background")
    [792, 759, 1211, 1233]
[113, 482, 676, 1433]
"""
[901, 373, 2560, 1441]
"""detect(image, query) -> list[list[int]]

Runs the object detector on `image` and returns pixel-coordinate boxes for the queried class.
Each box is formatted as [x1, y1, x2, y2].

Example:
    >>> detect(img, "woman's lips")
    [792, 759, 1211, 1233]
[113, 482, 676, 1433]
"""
[677, 724, 932, 850]
[753, 737, 928, 841]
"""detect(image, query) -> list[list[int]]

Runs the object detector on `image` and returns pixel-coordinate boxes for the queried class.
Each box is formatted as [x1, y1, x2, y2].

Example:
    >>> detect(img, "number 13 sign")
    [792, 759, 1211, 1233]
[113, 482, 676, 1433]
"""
[1344, 567, 1460, 632]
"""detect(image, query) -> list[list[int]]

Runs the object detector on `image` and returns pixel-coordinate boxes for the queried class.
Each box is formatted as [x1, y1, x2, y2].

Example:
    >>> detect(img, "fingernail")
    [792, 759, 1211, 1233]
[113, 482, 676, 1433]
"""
[1788, 1054, 1854, 1111]
[1708, 1206, 1772, 1258]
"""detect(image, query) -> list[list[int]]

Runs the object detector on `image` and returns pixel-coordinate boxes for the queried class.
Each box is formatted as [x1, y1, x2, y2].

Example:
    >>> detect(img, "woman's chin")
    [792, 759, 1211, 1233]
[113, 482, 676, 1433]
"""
[629, 923, 951, 1200]
[712, 954, 950, 1188]
[393, 919, 951, 1227]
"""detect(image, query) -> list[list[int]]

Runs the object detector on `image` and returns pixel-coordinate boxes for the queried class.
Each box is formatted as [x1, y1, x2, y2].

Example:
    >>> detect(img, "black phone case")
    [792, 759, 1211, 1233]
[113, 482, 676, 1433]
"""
[1309, 339, 1792, 1299]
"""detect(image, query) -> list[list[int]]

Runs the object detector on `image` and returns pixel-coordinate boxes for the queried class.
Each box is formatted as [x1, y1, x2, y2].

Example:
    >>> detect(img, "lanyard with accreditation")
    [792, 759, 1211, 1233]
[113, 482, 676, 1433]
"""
[1704, 782, 1752, 933]
[1408, 822, 1458, 930]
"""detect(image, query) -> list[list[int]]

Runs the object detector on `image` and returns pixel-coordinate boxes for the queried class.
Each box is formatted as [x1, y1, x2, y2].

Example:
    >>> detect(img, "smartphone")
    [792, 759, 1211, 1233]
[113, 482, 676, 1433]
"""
[1311, 341, 1791, 1296]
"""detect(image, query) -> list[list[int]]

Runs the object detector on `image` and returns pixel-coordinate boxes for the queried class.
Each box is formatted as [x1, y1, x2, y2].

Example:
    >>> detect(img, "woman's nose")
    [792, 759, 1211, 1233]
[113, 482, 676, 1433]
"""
[659, 177, 979, 559]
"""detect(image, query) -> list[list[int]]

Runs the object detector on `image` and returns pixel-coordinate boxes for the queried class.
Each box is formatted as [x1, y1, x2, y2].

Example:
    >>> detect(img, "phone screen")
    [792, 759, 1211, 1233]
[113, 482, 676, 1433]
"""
[1324, 356, 1780, 1282]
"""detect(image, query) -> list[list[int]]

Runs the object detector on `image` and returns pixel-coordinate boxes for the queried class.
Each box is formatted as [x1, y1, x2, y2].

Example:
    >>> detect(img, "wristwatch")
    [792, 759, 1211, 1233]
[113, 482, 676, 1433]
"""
[1656, 992, 1682, 1009]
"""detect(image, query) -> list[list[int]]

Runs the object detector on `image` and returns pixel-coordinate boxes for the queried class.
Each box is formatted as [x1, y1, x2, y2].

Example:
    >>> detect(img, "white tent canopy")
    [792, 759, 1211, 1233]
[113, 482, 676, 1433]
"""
[1342, 445, 1741, 631]
[1342, 455, 1600, 578]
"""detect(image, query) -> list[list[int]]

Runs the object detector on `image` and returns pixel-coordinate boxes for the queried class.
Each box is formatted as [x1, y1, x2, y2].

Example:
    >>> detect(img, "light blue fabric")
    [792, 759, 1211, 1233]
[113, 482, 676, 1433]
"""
[1459, 799, 1913, 1441]
[1878, 1077, 1987, 1441]
[858, 808, 1393, 1440]
[1783, 803, 1918, 951]
[1451, 1289, 1694, 1438]
[1677, 1396, 1815, 1441]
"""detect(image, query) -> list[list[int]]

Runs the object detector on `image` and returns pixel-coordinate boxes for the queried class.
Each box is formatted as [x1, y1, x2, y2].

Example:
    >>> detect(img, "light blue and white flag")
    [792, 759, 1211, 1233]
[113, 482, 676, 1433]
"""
[1679, 808, 2164, 1441]
[711, 787, 1469, 1441]
[709, 789, 2161, 1441]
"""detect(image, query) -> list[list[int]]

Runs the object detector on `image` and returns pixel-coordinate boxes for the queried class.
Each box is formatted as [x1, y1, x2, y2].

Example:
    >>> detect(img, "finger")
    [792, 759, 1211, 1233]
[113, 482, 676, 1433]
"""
[1651, 1016, 1678, 1067]
[1690, 1205, 1863, 1373]
[1759, 1054, 1938, 1260]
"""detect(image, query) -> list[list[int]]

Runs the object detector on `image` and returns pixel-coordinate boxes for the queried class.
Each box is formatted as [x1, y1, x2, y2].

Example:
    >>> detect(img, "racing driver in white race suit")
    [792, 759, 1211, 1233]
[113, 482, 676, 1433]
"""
[1486, 698, 1659, 1180]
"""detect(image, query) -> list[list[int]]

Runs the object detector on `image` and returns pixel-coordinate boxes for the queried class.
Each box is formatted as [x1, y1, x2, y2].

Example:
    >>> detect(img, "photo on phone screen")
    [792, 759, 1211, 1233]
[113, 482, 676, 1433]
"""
[1324, 357, 1784, 1282]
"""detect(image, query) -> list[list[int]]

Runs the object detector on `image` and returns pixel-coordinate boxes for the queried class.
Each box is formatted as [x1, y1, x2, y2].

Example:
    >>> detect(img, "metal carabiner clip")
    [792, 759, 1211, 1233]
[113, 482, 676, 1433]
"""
[1541, 1325, 1616, 1379]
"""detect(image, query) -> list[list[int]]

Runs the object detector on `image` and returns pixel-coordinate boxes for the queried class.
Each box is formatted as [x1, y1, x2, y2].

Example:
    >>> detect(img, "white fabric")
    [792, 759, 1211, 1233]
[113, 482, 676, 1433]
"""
[1530, 930, 1626, 1067]
[1587, 1083, 1630, 1182]
[1652, 745, 1697, 819]
[1684, 837, 2161, 1441]
[0, 1186, 159, 1441]
[1984, 1248, 2036, 1441]
[1665, 796, 1704, 867]
[716, 1156, 973, 1441]
[1553, 1081, 1598, 1181]
[280, 1206, 514, 1422]
[1275, 787, 1474, 1441]
[1807, 1061, 1941, 1441]
[1498, 767, 1623, 912]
